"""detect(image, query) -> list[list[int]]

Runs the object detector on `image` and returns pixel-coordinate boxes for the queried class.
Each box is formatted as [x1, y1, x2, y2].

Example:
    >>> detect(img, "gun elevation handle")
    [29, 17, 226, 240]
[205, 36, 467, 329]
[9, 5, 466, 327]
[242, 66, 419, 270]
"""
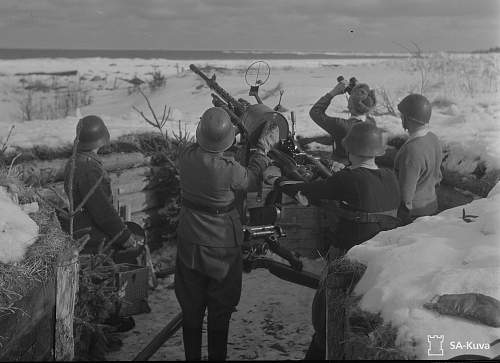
[267, 262, 319, 289]
[267, 235, 303, 271]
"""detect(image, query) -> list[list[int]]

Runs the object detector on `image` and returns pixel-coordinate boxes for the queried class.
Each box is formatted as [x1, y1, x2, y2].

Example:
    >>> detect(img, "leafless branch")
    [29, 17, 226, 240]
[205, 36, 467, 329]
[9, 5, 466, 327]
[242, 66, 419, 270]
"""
[1, 125, 15, 154]
[7, 153, 22, 177]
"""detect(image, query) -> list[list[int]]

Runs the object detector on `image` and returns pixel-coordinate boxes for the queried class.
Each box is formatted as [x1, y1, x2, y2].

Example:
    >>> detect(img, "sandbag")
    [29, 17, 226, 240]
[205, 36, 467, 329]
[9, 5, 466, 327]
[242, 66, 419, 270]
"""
[424, 293, 500, 328]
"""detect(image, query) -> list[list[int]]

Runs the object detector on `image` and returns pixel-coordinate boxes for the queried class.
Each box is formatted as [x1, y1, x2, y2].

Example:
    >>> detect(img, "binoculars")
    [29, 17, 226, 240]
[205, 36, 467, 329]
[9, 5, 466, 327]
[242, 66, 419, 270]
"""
[336, 76, 358, 95]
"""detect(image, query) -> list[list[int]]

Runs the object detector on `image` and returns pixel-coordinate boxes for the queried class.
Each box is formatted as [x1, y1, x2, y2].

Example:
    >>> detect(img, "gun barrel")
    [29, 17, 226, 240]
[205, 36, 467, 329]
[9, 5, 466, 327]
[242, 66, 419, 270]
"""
[190, 64, 245, 115]
[211, 93, 248, 136]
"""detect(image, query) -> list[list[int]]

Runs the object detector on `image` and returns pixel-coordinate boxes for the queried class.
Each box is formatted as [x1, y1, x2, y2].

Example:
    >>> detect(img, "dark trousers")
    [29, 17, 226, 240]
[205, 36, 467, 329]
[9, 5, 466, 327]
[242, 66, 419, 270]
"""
[174, 257, 242, 361]
[305, 333, 325, 360]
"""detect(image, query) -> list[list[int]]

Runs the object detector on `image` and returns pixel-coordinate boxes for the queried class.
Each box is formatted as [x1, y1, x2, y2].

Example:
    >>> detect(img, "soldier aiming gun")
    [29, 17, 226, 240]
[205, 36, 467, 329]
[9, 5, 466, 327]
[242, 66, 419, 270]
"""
[174, 106, 280, 361]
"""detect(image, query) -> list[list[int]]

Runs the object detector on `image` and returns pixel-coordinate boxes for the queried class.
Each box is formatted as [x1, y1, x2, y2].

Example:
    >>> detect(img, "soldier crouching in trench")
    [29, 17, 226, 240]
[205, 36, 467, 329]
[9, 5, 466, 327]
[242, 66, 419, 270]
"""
[278, 123, 401, 360]
[175, 107, 279, 361]
[62, 115, 140, 262]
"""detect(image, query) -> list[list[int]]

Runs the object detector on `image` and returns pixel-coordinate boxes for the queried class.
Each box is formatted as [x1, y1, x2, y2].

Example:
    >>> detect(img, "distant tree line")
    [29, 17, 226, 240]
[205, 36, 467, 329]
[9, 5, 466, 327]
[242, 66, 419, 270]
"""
[472, 46, 500, 54]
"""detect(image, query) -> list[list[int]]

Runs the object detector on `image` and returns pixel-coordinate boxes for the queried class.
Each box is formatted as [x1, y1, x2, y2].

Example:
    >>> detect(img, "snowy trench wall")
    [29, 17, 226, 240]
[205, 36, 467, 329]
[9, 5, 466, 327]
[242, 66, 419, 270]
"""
[343, 182, 500, 360]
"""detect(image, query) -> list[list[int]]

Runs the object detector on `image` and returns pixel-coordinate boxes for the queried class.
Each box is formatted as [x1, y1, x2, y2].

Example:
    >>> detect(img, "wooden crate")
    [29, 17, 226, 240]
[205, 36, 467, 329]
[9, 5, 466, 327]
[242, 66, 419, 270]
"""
[277, 203, 327, 258]
[0, 249, 79, 362]
[0, 280, 56, 361]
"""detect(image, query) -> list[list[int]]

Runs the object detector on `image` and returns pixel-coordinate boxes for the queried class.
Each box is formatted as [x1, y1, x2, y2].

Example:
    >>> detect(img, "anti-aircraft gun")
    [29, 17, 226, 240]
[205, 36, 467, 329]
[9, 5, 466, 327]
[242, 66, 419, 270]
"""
[189, 62, 333, 183]
[133, 63, 325, 361]
[190, 61, 327, 278]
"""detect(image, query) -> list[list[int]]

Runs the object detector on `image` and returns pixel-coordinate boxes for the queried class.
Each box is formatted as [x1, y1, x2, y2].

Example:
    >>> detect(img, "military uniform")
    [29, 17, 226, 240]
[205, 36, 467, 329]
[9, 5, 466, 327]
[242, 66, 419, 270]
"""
[309, 92, 376, 161]
[283, 164, 401, 360]
[175, 143, 270, 361]
[63, 151, 130, 254]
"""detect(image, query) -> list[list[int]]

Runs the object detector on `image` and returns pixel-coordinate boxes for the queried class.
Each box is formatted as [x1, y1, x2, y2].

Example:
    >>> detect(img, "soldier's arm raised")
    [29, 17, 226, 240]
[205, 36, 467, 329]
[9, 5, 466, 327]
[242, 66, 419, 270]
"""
[231, 151, 271, 192]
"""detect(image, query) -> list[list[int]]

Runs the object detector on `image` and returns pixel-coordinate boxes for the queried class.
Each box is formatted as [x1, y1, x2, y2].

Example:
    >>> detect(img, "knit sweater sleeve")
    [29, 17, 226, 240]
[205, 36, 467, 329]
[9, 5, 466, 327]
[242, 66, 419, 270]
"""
[309, 94, 350, 137]
[296, 170, 351, 202]
[395, 146, 421, 210]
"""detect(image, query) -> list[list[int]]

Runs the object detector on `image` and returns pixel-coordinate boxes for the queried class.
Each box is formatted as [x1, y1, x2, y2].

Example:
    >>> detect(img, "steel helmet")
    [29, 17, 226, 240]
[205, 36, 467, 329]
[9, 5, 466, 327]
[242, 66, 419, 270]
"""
[342, 122, 386, 157]
[76, 115, 110, 151]
[398, 94, 432, 124]
[196, 107, 235, 152]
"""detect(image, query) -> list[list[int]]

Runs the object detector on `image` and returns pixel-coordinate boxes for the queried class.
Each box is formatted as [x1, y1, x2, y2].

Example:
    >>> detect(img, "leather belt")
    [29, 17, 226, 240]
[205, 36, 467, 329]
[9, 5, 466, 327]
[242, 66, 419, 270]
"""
[337, 207, 400, 229]
[182, 198, 235, 215]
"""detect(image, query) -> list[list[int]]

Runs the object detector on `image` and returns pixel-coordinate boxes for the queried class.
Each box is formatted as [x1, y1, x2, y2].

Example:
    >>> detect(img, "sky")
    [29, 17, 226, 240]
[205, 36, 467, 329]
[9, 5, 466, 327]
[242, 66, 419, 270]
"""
[0, 0, 499, 53]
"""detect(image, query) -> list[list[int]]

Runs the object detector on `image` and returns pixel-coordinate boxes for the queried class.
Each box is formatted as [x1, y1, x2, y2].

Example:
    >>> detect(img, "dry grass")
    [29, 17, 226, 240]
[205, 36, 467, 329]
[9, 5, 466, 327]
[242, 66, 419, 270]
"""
[0, 169, 71, 314]
[345, 296, 416, 360]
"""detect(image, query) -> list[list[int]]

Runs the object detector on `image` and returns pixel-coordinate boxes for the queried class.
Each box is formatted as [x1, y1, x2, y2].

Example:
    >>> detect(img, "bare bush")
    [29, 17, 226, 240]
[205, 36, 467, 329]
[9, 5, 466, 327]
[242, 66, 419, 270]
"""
[17, 84, 93, 121]
[374, 88, 398, 116]
[148, 66, 167, 92]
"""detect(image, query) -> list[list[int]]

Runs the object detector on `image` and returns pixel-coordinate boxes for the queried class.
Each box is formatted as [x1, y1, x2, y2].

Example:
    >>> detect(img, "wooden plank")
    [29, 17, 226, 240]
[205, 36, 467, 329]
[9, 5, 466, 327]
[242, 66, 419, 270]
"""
[39, 165, 171, 211]
[54, 248, 79, 361]
[15, 70, 78, 76]
[280, 205, 321, 232]
[116, 189, 168, 214]
[0, 279, 56, 361]
[325, 273, 349, 360]
[21, 152, 151, 185]
[130, 208, 164, 229]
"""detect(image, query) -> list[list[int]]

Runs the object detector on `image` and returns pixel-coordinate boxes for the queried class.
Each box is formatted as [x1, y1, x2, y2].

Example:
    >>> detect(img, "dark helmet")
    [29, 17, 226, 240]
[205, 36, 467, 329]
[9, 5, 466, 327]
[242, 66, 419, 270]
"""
[398, 94, 432, 124]
[342, 122, 386, 157]
[196, 107, 235, 152]
[76, 115, 110, 151]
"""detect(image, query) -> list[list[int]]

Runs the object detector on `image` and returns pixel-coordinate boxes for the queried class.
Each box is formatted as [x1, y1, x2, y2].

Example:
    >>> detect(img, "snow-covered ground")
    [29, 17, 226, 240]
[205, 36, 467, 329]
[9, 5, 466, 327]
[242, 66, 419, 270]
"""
[347, 182, 500, 360]
[106, 258, 324, 361]
[0, 53, 499, 173]
[0, 53, 499, 360]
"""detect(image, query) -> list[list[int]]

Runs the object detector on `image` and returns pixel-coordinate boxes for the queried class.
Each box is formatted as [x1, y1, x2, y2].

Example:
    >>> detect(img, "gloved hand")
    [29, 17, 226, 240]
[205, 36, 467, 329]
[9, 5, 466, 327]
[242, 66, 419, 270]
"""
[256, 120, 280, 154]
[397, 202, 412, 226]
[263, 165, 282, 186]
[330, 160, 346, 173]
[296, 191, 309, 206]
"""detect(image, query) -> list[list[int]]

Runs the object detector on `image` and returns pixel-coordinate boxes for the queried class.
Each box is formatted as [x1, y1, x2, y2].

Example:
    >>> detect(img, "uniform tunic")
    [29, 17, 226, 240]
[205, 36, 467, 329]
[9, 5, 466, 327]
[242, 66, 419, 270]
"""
[175, 143, 270, 361]
[292, 166, 401, 359]
[63, 151, 130, 253]
[177, 143, 269, 280]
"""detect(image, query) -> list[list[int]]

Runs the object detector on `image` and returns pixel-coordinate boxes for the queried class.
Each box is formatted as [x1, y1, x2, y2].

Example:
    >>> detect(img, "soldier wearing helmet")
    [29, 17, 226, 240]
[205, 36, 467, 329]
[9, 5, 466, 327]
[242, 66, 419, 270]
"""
[395, 94, 442, 222]
[175, 107, 279, 361]
[278, 122, 401, 360]
[309, 79, 377, 163]
[62, 115, 138, 260]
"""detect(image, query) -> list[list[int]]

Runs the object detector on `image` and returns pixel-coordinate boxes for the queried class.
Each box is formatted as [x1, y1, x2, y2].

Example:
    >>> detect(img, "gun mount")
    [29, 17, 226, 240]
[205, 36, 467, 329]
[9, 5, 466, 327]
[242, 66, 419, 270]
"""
[242, 225, 319, 289]
[190, 62, 332, 183]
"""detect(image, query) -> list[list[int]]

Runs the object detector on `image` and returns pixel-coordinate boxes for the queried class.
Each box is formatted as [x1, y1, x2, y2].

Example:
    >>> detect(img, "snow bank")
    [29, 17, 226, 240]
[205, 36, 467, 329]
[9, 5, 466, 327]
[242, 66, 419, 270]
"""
[346, 182, 500, 360]
[0, 54, 498, 174]
[0, 188, 39, 264]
